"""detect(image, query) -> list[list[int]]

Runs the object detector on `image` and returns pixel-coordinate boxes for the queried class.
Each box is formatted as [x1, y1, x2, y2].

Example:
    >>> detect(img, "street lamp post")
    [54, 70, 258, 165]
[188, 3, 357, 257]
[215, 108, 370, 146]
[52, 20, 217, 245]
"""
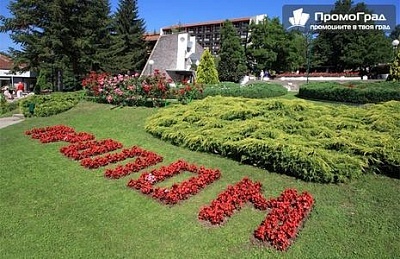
[148, 60, 154, 75]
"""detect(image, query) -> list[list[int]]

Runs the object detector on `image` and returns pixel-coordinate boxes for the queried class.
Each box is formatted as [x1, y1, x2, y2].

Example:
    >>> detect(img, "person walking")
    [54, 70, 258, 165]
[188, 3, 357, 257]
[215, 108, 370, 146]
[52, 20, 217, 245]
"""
[16, 81, 24, 98]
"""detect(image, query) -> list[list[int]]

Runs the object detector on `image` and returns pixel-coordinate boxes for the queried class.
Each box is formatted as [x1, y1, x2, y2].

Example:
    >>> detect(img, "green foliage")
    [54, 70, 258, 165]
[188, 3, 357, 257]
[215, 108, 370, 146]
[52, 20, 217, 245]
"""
[389, 24, 400, 40]
[1, 102, 399, 258]
[218, 20, 247, 83]
[312, 0, 392, 71]
[201, 82, 288, 99]
[145, 96, 400, 183]
[19, 91, 83, 117]
[196, 49, 219, 84]
[0, 96, 20, 115]
[35, 70, 52, 94]
[103, 0, 148, 74]
[388, 49, 400, 82]
[247, 17, 305, 73]
[176, 83, 204, 104]
[298, 81, 400, 103]
[0, 0, 112, 78]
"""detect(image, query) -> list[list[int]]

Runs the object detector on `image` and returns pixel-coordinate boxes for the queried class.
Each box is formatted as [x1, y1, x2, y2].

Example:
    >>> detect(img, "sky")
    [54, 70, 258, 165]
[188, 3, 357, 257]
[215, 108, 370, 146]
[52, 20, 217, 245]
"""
[0, 0, 399, 52]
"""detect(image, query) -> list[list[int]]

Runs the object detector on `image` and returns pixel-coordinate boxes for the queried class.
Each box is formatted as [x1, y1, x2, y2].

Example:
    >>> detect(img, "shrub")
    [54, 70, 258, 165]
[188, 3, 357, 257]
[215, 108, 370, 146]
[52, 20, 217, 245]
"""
[387, 49, 400, 82]
[175, 82, 204, 104]
[201, 82, 288, 99]
[145, 96, 400, 183]
[19, 91, 83, 117]
[35, 70, 53, 94]
[0, 95, 20, 115]
[82, 70, 170, 107]
[298, 81, 400, 103]
[196, 49, 219, 84]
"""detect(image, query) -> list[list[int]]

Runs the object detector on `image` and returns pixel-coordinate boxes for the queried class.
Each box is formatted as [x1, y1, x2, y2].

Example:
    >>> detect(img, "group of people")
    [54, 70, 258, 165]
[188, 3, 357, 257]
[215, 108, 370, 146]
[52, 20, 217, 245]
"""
[259, 70, 270, 80]
[1, 82, 25, 100]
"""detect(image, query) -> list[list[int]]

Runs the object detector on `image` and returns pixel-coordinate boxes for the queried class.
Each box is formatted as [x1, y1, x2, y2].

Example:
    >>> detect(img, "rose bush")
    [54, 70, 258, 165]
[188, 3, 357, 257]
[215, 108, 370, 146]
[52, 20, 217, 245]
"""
[83, 70, 171, 107]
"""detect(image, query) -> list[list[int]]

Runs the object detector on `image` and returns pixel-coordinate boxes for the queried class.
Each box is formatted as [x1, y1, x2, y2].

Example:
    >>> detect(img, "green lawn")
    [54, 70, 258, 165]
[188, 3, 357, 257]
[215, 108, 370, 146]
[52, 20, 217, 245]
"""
[1, 100, 399, 258]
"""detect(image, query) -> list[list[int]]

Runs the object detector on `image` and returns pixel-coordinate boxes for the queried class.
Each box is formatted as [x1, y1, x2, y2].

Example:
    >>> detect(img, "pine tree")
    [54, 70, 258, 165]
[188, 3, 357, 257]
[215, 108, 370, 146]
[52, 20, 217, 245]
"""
[106, 0, 148, 74]
[196, 49, 219, 84]
[218, 20, 247, 82]
[0, 0, 111, 89]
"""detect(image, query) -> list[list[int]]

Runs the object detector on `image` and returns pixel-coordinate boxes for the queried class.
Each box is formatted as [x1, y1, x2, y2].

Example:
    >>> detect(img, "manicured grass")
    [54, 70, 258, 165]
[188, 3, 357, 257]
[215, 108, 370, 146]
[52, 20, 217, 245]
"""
[1, 100, 399, 258]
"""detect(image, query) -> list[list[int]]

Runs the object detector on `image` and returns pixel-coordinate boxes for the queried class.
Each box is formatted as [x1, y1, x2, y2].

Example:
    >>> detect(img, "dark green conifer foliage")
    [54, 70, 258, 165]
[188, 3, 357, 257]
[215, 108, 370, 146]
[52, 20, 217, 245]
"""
[0, 0, 111, 89]
[106, 0, 148, 74]
[312, 0, 392, 72]
[217, 20, 247, 83]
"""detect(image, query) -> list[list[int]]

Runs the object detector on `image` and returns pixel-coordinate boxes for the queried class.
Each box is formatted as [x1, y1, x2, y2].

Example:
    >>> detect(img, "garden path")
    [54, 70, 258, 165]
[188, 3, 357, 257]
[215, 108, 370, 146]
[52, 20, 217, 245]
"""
[0, 114, 24, 129]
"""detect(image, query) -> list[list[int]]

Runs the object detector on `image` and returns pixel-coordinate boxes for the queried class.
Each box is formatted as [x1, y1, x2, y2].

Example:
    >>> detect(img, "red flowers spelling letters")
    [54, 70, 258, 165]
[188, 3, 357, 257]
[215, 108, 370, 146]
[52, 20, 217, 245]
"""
[253, 189, 314, 251]
[127, 160, 221, 204]
[25, 124, 314, 251]
[25, 124, 95, 143]
[60, 139, 123, 160]
[198, 177, 268, 225]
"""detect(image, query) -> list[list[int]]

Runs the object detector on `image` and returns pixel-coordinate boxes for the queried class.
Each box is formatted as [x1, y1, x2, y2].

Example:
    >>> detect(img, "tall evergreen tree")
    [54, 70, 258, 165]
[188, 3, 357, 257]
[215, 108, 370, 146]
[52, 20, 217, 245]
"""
[105, 0, 148, 74]
[0, 0, 111, 89]
[218, 20, 247, 83]
[196, 49, 219, 84]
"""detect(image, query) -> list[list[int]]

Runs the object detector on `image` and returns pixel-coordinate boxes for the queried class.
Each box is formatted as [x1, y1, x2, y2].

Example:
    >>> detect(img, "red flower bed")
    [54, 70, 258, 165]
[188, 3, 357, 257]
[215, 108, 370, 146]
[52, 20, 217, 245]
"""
[198, 177, 268, 225]
[80, 146, 163, 170]
[25, 124, 315, 252]
[127, 160, 221, 205]
[60, 139, 123, 160]
[198, 178, 314, 251]
[104, 150, 163, 179]
[25, 125, 95, 143]
[253, 189, 314, 251]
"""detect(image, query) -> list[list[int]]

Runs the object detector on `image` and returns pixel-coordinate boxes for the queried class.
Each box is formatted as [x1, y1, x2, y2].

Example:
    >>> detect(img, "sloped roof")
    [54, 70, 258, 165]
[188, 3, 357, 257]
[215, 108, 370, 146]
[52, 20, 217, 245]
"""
[144, 33, 160, 42]
[0, 54, 13, 70]
[142, 34, 179, 77]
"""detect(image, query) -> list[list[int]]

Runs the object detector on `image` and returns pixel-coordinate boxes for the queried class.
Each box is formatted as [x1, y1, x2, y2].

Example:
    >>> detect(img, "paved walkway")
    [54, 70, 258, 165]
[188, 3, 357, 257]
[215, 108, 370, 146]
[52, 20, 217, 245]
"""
[0, 114, 25, 129]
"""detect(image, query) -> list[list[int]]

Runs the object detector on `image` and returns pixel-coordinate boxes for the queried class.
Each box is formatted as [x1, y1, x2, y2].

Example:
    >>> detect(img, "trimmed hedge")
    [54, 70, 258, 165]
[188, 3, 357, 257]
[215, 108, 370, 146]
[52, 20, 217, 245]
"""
[201, 82, 288, 99]
[145, 96, 400, 183]
[298, 81, 400, 103]
[19, 91, 84, 117]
